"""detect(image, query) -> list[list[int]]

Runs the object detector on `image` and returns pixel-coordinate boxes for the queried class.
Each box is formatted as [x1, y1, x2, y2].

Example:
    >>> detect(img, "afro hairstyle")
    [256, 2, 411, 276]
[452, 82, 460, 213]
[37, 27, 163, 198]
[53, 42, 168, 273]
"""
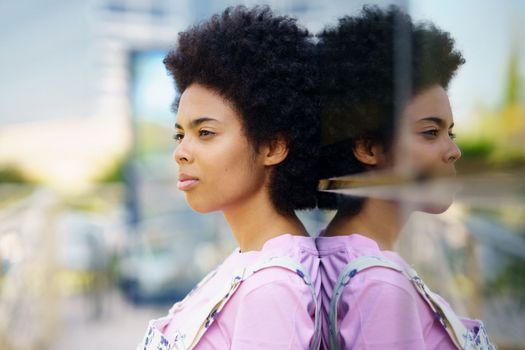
[316, 5, 465, 210]
[164, 5, 319, 215]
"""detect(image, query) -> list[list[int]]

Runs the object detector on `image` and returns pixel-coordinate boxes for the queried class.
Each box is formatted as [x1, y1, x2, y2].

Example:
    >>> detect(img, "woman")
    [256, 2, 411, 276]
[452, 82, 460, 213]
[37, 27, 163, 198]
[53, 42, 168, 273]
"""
[138, 5, 321, 350]
[316, 6, 495, 350]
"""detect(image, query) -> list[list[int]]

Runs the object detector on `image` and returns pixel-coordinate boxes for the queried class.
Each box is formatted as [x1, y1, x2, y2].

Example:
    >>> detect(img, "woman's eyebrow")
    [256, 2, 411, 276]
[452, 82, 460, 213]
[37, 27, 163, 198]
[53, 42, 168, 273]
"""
[418, 116, 454, 129]
[175, 117, 219, 130]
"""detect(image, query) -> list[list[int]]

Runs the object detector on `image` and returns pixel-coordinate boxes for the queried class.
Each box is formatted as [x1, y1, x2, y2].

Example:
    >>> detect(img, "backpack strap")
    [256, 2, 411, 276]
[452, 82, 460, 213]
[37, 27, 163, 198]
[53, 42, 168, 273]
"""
[329, 255, 404, 350]
[249, 256, 322, 350]
[168, 268, 218, 315]
[403, 267, 495, 350]
[329, 255, 495, 350]
[168, 248, 240, 315]
[168, 255, 320, 350]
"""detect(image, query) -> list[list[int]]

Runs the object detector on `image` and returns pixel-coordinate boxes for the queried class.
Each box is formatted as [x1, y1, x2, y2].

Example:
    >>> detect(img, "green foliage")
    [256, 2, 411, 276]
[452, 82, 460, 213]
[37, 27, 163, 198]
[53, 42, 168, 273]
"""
[457, 139, 495, 158]
[504, 48, 520, 107]
[486, 257, 525, 306]
[458, 44, 525, 171]
[95, 156, 128, 183]
[0, 165, 30, 183]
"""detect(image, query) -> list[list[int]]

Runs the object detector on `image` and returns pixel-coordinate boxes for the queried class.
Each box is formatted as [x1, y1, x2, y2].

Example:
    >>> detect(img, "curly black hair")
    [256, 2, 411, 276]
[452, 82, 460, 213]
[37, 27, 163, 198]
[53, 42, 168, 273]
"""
[164, 5, 319, 215]
[317, 5, 465, 210]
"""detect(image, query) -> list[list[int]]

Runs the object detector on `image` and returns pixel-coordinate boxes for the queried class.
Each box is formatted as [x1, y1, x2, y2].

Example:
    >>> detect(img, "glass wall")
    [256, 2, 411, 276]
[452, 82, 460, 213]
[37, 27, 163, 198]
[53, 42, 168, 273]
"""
[0, 1, 523, 349]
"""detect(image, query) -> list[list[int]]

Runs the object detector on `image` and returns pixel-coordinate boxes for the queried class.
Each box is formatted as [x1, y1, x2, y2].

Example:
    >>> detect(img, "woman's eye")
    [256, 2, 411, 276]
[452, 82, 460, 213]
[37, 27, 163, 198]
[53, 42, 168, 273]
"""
[172, 133, 184, 143]
[199, 129, 215, 138]
[422, 129, 439, 137]
[448, 132, 457, 140]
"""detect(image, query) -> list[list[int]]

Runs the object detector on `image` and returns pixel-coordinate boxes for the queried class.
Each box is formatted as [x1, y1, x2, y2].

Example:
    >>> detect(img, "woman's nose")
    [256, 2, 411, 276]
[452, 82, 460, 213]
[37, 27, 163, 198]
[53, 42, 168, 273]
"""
[173, 138, 193, 165]
[445, 139, 461, 164]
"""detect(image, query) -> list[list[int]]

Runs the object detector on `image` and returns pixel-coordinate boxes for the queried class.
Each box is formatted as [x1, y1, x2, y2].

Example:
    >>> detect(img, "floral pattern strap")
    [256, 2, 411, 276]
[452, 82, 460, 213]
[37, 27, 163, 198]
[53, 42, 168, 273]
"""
[404, 268, 496, 350]
[139, 254, 320, 350]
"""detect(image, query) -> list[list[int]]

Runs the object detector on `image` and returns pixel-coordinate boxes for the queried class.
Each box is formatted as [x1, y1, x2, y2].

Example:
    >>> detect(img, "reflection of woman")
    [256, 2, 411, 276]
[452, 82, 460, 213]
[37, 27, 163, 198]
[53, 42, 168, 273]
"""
[138, 6, 321, 350]
[316, 6, 494, 350]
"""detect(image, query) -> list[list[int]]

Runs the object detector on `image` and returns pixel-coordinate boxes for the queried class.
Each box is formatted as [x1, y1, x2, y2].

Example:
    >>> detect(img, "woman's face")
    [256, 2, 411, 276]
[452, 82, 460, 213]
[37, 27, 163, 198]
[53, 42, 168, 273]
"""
[173, 84, 267, 213]
[391, 84, 462, 212]
[392, 84, 461, 178]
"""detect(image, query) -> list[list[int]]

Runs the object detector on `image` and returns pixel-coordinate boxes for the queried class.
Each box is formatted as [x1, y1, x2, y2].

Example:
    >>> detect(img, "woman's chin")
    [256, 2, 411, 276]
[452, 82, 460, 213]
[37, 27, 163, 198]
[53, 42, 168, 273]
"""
[400, 194, 454, 214]
[414, 196, 454, 214]
[185, 197, 218, 214]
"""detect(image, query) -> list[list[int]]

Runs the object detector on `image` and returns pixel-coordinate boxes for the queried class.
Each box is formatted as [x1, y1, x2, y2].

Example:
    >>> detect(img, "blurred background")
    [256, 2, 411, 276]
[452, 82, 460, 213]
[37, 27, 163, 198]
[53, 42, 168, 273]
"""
[0, 0, 524, 349]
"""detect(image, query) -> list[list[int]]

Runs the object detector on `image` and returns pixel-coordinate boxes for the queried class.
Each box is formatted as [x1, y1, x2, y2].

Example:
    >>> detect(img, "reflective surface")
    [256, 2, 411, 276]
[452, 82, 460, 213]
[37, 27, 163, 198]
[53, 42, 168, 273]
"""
[0, 1, 524, 349]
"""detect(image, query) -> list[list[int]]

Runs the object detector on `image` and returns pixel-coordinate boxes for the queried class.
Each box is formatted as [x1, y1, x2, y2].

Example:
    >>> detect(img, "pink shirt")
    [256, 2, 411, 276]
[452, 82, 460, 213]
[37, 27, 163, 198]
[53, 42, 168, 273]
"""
[316, 233, 476, 350]
[160, 234, 320, 349]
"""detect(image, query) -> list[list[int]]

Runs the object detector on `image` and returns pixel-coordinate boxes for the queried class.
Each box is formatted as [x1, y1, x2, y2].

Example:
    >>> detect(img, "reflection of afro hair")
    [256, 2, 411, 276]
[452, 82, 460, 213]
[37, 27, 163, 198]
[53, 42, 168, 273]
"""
[317, 5, 464, 210]
[164, 6, 319, 214]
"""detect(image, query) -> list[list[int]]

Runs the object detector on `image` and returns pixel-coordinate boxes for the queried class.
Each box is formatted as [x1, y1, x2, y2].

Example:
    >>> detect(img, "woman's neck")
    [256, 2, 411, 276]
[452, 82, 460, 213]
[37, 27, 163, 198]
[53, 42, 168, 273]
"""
[325, 198, 406, 251]
[222, 189, 307, 252]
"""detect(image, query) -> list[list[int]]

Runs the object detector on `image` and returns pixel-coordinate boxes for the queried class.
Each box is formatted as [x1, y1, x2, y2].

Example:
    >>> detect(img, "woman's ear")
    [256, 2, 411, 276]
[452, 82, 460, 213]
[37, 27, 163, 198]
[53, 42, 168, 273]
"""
[262, 136, 289, 166]
[353, 138, 386, 166]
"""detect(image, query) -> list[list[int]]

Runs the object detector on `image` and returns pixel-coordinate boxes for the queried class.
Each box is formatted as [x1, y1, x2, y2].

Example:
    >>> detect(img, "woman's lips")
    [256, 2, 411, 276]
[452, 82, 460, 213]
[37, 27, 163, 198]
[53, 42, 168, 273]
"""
[177, 176, 199, 191]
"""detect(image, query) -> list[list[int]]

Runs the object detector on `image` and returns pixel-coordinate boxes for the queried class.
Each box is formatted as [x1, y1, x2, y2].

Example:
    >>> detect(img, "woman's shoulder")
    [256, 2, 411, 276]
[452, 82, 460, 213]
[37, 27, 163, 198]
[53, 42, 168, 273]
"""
[237, 256, 314, 297]
[345, 260, 417, 299]
[260, 233, 318, 256]
[316, 233, 412, 285]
